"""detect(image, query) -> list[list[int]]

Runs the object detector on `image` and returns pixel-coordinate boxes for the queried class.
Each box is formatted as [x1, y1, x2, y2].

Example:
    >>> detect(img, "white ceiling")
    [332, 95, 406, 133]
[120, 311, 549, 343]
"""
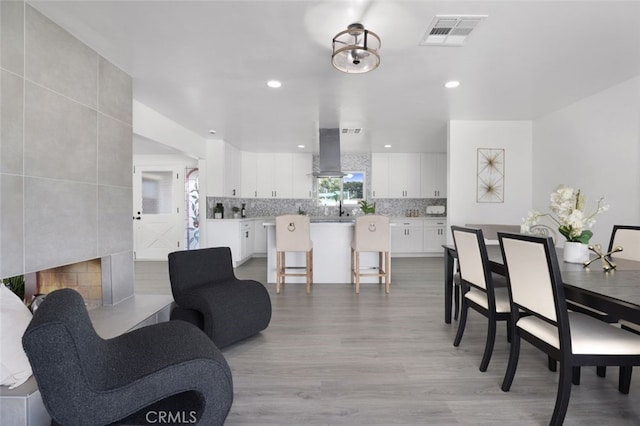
[31, 1, 640, 155]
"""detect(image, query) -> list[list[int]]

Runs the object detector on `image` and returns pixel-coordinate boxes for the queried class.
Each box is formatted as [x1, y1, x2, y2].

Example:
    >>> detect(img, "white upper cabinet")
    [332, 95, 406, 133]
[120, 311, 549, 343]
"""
[206, 140, 240, 197]
[371, 153, 389, 198]
[388, 154, 421, 198]
[241, 152, 258, 198]
[291, 153, 312, 199]
[224, 143, 241, 197]
[242, 152, 312, 199]
[421, 153, 447, 198]
[372, 153, 420, 198]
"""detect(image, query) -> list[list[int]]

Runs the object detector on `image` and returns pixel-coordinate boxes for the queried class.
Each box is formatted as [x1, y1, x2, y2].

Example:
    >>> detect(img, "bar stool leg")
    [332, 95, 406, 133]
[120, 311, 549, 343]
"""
[350, 247, 355, 285]
[355, 251, 361, 294]
[385, 251, 390, 293]
[378, 252, 383, 285]
[276, 251, 281, 294]
[306, 250, 311, 294]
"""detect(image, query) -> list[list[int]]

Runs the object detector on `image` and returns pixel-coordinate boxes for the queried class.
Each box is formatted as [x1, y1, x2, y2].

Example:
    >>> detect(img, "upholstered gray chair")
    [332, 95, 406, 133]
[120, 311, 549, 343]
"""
[169, 247, 272, 349]
[22, 288, 233, 426]
[498, 232, 640, 426]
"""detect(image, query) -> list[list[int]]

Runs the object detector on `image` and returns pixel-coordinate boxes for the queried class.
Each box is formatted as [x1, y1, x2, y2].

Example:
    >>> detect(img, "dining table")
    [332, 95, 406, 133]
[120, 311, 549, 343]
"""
[443, 243, 640, 325]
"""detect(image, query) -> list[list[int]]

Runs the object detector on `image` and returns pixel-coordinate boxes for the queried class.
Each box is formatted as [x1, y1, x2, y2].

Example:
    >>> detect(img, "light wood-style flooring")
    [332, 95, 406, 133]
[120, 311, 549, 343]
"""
[135, 257, 640, 425]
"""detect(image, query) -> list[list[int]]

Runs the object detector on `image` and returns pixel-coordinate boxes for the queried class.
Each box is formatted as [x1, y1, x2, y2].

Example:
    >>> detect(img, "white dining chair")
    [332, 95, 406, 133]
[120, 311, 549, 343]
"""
[451, 226, 511, 372]
[498, 232, 640, 426]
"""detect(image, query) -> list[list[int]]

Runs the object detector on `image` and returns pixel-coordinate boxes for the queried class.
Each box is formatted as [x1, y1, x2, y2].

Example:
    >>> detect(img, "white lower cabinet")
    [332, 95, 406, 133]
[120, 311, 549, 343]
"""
[207, 220, 254, 266]
[391, 219, 424, 254]
[253, 219, 269, 254]
[423, 219, 447, 253]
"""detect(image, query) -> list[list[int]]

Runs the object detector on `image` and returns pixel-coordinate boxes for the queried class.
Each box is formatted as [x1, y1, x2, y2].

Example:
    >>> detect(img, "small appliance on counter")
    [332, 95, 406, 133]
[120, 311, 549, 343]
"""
[425, 205, 446, 216]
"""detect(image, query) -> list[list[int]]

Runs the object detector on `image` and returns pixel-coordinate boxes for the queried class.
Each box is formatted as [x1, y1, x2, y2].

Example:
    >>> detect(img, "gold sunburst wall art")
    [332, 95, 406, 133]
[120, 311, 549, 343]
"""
[477, 148, 505, 203]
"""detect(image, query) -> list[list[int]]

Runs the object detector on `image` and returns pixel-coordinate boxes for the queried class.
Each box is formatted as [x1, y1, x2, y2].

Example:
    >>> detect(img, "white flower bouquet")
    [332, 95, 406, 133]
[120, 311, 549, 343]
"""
[522, 185, 608, 244]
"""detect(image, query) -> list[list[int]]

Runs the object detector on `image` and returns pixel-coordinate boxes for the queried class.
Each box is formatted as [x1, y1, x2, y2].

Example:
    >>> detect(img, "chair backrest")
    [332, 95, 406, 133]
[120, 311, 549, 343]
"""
[353, 215, 390, 252]
[168, 247, 236, 297]
[22, 289, 106, 421]
[498, 232, 568, 327]
[451, 226, 492, 292]
[276, 215, 311, 252]
[465, 224, 520, 242]
[608, 225, 640, 261]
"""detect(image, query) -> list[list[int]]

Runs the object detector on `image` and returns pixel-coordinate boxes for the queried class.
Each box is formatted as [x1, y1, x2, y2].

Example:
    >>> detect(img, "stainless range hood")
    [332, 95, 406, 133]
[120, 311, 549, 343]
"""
[313, 128, 345, 177]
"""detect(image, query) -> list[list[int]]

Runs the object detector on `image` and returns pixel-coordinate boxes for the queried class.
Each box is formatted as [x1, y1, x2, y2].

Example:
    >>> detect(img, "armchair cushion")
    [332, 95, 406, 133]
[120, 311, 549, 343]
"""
[23, 289, 233, 426]
[169, 247, 272, 348]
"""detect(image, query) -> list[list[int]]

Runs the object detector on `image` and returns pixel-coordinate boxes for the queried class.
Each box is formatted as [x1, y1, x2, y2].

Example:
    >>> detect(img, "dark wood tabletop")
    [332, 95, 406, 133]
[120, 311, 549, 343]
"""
[443, 244, 640, 324]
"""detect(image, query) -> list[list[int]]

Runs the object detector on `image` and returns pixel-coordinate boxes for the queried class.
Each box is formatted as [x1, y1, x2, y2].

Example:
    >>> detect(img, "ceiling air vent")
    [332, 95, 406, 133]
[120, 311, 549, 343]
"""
[341, 128, 362, 135]
[420, 15, 487, 47]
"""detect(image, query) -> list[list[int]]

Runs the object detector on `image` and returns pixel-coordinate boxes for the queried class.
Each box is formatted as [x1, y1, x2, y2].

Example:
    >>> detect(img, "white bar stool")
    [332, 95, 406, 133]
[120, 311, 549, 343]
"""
[276, 215, 313, 294]
[351, 215, 390, 294]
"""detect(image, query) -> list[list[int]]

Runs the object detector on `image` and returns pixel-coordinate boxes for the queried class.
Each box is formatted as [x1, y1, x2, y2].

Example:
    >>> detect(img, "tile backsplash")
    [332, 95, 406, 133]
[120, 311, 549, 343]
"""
[206, 197, 446, 219]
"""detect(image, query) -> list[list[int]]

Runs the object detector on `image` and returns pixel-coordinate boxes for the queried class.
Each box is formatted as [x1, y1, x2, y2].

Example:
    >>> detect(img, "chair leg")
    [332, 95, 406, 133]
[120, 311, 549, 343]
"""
[454, 284, 460, 321]
[502, 331, 521, 392]
[378, 251, 383, 285]
[305, 250, 311, 294]
[453, 297, 469, 347]
[550, 361, 573, 426]
[350, 247, 355, 285]
[310, 248, 313, 284]
[276, 251, 282, 294]
[479, 315, 497, 372]
[384, 251, 390, 294]
[355, 251, 361, 294]
[572, 366, 581, 385]
[619, 366, 633, 394]
[597, 366, 606, 377]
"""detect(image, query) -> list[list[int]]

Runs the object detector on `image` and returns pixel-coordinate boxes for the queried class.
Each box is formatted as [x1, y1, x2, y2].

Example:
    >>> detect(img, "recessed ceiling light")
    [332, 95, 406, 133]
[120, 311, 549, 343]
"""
[208, 129, 217, 135]
[445, 80, 460, 89]
[384, 144, 392, 148]
[267, 80, 282, 88]
[297, 144, 305, 148]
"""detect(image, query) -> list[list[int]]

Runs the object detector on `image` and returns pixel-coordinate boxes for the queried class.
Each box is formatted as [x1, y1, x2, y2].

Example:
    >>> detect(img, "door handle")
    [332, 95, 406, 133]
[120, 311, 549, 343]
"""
[133, 216, 141, 220]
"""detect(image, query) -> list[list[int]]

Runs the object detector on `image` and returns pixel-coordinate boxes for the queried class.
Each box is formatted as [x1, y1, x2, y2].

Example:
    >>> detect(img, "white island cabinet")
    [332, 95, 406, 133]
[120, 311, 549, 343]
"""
[264, 221, 385, 284]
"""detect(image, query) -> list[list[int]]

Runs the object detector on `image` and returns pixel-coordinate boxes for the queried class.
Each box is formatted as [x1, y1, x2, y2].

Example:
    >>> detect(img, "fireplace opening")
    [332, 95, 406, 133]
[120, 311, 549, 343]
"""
[36, 259, 102, 310]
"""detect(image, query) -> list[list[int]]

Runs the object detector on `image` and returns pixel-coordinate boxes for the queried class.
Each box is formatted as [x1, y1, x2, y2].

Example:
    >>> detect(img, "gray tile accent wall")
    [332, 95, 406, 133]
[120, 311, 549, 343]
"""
[98, 185, 133, 256]
[98, 57, 133, 125]
[25, 4, 98, 108]
[98, 114, 132, 187]
[101, 251, 134, 306]
[1, 1, 134, 296]
[24, 82, 98, 182]
[1, 69, 24, 174]
[1, 175, 24, 278]
[0, 1, 25, 76]
[24, 177, 98, 272]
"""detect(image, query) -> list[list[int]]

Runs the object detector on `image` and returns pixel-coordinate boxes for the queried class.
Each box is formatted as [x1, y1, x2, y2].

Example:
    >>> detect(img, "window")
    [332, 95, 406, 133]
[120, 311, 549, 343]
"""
[317, 172, 365, 206]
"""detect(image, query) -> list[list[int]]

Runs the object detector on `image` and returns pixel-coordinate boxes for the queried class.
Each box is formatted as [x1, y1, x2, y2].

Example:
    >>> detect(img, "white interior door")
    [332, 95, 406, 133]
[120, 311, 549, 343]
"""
[133, 165, 183, 260]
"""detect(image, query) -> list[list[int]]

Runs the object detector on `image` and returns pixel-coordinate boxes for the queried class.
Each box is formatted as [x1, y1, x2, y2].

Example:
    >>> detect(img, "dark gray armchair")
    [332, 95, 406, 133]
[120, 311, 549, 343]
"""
[22, 288, 233, 426]
[168, 247, 272, 349]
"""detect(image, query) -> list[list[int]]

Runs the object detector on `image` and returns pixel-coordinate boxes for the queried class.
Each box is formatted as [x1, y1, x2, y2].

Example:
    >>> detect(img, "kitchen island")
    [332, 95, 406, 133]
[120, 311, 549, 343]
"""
[264, 219, 388, 284]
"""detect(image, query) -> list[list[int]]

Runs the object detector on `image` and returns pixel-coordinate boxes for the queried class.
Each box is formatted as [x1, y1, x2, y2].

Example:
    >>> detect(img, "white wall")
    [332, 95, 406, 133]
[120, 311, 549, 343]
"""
[533, 76, 640, 246]
[133, 100, 207, 159]
[447, 120, 533, 242]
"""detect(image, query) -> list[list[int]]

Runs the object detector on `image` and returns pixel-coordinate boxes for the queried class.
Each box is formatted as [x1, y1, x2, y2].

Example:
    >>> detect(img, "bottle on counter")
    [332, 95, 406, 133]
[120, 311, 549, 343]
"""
[214, 203, 224, 219]
[241, 203, 246, 218]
